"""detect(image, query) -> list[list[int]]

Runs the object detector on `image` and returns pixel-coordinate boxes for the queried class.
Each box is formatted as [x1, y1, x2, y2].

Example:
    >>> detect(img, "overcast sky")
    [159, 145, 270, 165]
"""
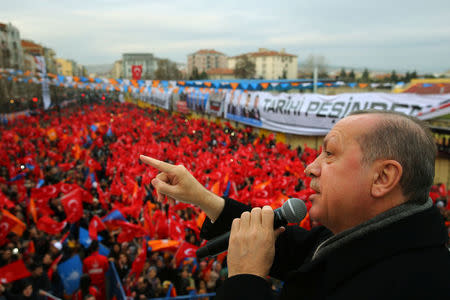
[1, 0, 449, 73]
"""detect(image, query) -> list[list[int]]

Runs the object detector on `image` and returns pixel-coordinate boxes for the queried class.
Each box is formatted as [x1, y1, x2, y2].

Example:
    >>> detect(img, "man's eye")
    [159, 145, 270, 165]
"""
[325, 151, 332, 156]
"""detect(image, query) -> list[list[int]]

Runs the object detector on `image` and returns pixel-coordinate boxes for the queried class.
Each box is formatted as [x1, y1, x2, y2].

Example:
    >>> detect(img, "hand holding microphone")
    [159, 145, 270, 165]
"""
[198, 198, 307, 278]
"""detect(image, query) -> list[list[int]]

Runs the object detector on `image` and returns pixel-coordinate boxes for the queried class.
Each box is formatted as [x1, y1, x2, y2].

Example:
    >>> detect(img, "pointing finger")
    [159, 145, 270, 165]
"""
[140, 155, 175, 173]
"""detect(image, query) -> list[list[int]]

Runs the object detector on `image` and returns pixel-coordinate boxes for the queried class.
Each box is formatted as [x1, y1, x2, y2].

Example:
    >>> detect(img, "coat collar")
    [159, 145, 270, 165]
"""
[293, 204, 448, 292]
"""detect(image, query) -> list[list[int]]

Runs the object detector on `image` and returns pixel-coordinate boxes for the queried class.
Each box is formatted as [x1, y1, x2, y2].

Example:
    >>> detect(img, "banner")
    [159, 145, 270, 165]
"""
[186, 90, 208, 113]
[141, 89, 171, 110]
[34, 56, 51, 110]
[206, 90, 226, 117]
[225, 90, 263, 127]
[225, 92, 450, 136]
[131, 65, 142, 80]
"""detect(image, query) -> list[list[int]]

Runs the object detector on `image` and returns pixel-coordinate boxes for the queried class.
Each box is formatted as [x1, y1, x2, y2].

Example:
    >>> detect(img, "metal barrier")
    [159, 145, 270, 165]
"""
[149, 293, 216, 300]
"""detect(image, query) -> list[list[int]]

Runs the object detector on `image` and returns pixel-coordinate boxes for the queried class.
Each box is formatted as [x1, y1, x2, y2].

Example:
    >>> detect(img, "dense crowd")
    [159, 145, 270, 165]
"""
[0, 101, 448, 300]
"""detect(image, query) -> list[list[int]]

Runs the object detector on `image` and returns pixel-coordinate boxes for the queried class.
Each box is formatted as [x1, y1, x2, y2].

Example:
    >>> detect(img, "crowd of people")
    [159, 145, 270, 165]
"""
[0, 101, 448, 300]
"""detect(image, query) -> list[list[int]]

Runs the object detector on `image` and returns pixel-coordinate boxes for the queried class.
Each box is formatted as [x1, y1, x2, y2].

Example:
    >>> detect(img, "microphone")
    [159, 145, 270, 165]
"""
[196, 198, 307, 259]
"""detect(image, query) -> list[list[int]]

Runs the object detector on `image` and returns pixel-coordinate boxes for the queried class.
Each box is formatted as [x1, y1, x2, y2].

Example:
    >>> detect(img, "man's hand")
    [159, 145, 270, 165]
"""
[227, 206, 285, 278]
[140, 155, 225, 221]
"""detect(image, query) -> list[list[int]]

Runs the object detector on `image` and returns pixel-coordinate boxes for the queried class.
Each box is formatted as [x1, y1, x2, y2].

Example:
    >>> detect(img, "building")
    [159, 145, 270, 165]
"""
[23, 53, 37, 72]
[0, 22, 24, 70]
[187, 49, 227, 76]
[56, 58, 74, 76]
[206, 68, 235, 80]
[44, 47, 57, 74]
[111, 59, 122, 78]
[228, 48, 298, 80]
[21, 39, 44, 56]
[122, 53, 157, 79]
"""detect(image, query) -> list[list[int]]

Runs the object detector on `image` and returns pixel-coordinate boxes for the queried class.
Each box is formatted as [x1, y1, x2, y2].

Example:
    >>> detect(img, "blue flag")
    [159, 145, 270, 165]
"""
[102, 209, 127, 223]
[79, 227, 103, 248]
[79, 227, 110, 256]
[57, 255, 82, 295]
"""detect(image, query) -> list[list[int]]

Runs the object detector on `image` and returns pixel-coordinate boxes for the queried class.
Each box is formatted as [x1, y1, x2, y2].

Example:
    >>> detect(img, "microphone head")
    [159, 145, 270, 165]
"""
[280, 198, 307, 223]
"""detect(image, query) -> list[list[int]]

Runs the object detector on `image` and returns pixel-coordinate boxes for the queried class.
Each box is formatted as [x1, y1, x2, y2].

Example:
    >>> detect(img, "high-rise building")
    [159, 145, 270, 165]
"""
[228, 48, 298, 80]
[187, 49, 227, 76]
[122, 53, 157, 79]
[0, 22, 24, 70]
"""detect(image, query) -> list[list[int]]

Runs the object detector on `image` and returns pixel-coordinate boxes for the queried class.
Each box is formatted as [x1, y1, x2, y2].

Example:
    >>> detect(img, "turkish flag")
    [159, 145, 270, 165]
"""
[0, 260, 32, 284]
[130, 239, 147, 278]
[117, 221, 146, 243]
[37, 216, 66, 235]
[88, 215, 106, 241]
[174, 242, 198, 266]
[61, 189, 84, 223]
[86, 156, 102, 171]
[0, 212, 17, 245]
[131, 65, 143, 80]
[0, 190, 14, 209]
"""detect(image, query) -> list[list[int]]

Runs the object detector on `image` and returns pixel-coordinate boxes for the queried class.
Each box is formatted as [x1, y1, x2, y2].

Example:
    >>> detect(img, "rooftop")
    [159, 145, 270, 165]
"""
[231, 48, 297, 58]
[206, 68, 234, 75]
[191, 49, 225, 56]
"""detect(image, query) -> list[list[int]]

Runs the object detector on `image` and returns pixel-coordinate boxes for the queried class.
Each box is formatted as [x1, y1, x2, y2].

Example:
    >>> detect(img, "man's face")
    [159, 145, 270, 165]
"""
[306, 115, 378, 234]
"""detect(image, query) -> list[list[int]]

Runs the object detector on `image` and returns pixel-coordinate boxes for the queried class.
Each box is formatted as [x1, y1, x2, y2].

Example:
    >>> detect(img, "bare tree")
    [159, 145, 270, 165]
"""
[301, 54, 328, 78]
[234, 56, 256, 79]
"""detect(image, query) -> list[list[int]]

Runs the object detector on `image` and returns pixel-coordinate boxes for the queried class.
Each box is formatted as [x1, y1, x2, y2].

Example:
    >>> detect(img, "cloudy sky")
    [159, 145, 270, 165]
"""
[1, 0, 449, 73]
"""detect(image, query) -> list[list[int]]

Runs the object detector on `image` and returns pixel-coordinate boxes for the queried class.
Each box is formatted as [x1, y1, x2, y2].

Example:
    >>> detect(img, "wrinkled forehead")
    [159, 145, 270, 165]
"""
[330, 114, 381, 140]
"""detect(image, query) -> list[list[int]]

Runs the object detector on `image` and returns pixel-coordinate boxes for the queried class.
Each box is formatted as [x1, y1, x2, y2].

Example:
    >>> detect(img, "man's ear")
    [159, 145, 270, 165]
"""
[371, 160, 403, 198]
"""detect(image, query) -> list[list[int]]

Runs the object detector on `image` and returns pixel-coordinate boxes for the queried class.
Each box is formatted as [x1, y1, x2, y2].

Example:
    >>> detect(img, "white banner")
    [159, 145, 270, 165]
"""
[225, 92, 450, 136]
[206, 90, 226, 116]
[34, 56, 51, 110]
[141, 88, 171, 110]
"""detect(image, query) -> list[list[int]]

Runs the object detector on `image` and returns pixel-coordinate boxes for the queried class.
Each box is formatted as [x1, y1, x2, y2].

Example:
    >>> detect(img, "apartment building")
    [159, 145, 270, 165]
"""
[228, 48, 298, 80]
[187, 49, 227, 76]
[0, 22, 24, 69]
[122, 53, 157, 79]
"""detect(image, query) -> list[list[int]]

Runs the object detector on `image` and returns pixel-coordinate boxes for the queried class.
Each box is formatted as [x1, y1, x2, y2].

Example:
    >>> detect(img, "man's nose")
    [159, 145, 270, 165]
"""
[305, 158, 320, 178]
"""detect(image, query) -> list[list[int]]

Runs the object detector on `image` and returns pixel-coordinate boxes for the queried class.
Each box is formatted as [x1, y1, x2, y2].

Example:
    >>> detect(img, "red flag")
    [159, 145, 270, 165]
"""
[61, 189, 83, 223]
[47, 254, 63, 280]
[0, 190, 14, 209]
[174, 242, 198, 266]
[130, 239, 147, 279]
[168, 214, 185, 241]
[153, 210, 169, 239]
[117, 221, 146, 243]
[88, 215, 106, 241]
[0, 260, 32, 284]
[131, 65, 143, 80]
[86, 156, 102, 171]
[0, 212, 17, 245]
[28, 198, 38, 223]
[96, 184, 108, 210]
[37, 216, 66, 235]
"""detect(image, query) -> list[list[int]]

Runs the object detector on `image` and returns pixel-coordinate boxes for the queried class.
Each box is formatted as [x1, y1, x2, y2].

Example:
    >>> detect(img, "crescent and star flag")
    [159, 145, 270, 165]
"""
[131, 65, 143, 80]
[61, 189, 83, 223]
[130, 239, 147, 279]
[0, 260, 32, 284]
[116, 221, 146, 243]
[174, 242, 198, 266]
[88, 215, 106, 241]
[37, 216, 66, 235]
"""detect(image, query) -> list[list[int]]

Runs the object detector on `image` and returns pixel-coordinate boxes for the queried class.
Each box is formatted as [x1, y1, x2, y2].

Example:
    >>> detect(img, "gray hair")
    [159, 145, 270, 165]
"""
[349, 110, 436, 203]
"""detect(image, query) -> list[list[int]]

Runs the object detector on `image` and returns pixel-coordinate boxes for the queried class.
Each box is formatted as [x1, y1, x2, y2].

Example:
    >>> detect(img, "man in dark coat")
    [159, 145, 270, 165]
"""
[140, 110, 450, 299]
